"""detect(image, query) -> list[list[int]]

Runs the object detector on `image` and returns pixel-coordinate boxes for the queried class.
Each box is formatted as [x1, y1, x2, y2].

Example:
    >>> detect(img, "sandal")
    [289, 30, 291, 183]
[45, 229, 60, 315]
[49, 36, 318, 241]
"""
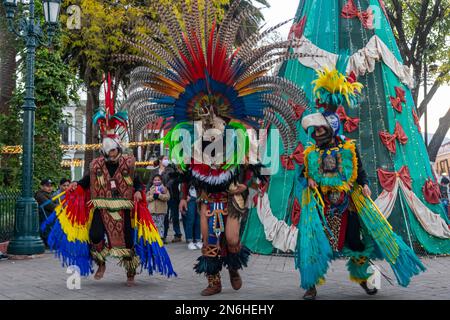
[360, 281, 378, 295]
[303, 286, 317, 300]
[94, 264, 106, 280]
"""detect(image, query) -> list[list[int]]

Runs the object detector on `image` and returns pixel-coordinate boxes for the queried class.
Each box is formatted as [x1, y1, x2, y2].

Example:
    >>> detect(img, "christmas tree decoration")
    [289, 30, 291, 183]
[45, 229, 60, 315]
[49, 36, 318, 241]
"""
[242, 0, 450, 255]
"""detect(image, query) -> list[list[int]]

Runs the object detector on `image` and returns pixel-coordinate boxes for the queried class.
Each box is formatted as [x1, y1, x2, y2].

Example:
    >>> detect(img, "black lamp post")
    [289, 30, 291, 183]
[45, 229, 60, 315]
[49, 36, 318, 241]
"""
[3, 0, 62, 255]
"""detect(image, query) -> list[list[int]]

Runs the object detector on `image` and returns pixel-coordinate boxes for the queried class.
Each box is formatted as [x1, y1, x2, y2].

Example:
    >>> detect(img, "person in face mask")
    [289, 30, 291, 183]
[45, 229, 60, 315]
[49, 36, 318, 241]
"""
[161, 158, 170, 168]
[147, 174, 170, 239]
[41, 75, 176, 286]
[61, 136, 145, 285]
[148, 155, 184, 244]
[296, 101, 424, 299]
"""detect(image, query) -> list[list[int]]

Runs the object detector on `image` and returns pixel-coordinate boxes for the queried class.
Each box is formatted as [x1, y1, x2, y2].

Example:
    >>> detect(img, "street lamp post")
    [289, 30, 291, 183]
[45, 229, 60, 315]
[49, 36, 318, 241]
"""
[3, 0, 61, 255]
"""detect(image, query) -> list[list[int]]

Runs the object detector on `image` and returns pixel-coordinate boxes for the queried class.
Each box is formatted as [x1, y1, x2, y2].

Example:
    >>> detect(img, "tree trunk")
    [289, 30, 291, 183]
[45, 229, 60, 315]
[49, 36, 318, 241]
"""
[427, 106, 450, 162]
[83, 84, 100, 174]
[0, 6, 17, 115]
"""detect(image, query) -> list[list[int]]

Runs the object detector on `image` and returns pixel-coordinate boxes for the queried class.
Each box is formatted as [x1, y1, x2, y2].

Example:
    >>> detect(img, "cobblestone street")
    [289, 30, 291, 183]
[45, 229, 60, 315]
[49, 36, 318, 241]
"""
[0, 241, 449, 300]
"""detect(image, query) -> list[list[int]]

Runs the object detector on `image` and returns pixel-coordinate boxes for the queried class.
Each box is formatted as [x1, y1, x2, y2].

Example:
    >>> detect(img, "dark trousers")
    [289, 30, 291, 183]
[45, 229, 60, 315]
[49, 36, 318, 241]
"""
[38, 208, 51, 246]
[164, 199, 182, 238]
[344, 211, 365, 252]
[184, 198, 200, 241]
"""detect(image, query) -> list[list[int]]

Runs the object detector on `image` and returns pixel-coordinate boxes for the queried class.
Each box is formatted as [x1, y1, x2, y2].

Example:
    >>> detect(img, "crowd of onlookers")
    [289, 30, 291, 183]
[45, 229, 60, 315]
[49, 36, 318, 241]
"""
[34, 178, 71, 244]
[146, 155, 202, 250]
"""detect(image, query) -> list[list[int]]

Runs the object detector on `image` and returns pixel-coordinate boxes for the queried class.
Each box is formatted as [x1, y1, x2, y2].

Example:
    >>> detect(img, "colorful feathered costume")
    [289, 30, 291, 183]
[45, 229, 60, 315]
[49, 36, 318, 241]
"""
[117, 0, 310, 295]
[42, 74, 176, 281]
[297, 68, 425, 299]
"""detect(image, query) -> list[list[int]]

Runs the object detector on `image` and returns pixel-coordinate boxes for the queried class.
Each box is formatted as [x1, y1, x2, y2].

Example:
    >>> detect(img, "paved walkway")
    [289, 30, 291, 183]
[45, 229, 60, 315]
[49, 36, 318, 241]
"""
[0, 241, 449, 300]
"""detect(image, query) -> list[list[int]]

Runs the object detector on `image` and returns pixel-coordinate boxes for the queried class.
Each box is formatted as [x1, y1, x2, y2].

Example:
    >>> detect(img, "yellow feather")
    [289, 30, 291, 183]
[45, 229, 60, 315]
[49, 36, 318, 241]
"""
[155, 75, 186, 94]
[237, 86, 265, 97]
[235, 70, 268, 91]
[312, 67, 364, 104]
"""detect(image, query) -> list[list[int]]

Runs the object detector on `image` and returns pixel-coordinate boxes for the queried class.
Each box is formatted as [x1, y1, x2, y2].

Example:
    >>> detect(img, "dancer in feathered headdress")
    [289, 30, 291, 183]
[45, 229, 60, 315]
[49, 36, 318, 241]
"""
[297, 68, 425, 300]
[42, 73, 176, 286]
[117, 0, 310, 295]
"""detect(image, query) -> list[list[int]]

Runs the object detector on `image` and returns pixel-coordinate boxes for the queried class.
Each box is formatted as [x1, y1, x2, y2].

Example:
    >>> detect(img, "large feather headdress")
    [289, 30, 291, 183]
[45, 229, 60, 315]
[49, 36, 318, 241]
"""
[118, 0, 313, 154]
[93, 73, 128, 138]
[93, 73, 129, 153]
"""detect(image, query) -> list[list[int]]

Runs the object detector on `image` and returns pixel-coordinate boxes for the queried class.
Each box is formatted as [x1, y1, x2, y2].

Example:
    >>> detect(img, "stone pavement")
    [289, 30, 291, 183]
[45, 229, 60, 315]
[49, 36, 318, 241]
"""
[0, 240, 449, 300]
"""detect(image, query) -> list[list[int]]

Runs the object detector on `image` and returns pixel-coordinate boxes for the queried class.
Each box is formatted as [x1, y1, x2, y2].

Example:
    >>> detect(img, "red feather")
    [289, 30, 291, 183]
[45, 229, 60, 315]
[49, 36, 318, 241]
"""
[178, 49, 196, 83]
[65, 185, 91, 226]
[207, 20, 217, 75]
[191, 29, 206, 73]
[224, 48, 241, 85]
[182, 32, 203, 81]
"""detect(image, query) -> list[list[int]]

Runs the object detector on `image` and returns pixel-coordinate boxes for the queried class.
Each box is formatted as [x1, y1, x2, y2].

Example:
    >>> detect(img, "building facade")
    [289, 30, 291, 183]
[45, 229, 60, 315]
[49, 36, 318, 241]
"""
[435, 141, 450, 179]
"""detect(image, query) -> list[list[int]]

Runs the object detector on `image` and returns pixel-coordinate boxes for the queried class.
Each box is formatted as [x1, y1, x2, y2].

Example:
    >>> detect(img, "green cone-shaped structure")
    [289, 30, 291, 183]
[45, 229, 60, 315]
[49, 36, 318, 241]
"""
[242, 0, 450, 254]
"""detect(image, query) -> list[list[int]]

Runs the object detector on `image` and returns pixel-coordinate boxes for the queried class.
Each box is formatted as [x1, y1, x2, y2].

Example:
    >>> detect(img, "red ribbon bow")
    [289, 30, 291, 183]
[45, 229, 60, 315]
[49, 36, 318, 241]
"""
[390, 97, 403, 113]
[341, 0, 374, 29]
[390, 86, 406, 113]
[288, 16, 306, 40]
[412, 109, 421, 132]
[377, 166, 412, 192]
[347, 71, 357, 84]
[252, 181, 270, 207]
[291, 198, 301, 226]
[336, 106, 360, 133]
[280, 143, 304, 170]
[288, 99, 306, 120]
[379, 122, 408, 154]
[315, 98, 328, 110]
[395, 87, 406, 102]
[422, 178, 441, 204]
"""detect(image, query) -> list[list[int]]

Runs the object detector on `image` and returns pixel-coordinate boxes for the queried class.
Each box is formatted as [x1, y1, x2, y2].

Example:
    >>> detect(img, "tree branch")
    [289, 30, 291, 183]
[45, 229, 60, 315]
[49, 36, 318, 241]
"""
[410, 0, 430, 57]
[386, 0, 414, 66]
[427, 106, 450, 161]
[417, 70, 450, 118]
[387, 0, 411, 63]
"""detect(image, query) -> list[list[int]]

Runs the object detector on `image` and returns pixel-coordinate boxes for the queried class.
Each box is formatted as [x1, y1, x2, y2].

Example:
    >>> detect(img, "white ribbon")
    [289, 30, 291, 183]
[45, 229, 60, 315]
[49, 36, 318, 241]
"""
[374, 178, 450, 239]
[255, 192, 298, 252]
[294, 35, 414, 88]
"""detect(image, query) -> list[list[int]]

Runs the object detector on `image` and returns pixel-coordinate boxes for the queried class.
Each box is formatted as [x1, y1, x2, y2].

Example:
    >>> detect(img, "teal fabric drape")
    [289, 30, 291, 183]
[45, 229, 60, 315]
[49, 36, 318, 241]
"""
[242, 0, 450, 255]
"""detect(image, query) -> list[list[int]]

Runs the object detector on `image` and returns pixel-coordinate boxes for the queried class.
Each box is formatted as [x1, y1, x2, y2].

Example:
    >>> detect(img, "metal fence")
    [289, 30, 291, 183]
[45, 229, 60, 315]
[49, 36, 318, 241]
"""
[0, 190, 19, 242]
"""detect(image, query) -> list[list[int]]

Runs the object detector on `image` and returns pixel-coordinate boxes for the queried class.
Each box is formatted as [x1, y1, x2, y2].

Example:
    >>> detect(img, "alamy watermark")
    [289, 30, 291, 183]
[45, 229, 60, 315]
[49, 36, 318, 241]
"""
[66, 265, 81, 290]
[166, 122, 281, 175]
[366, 265, 381, 290]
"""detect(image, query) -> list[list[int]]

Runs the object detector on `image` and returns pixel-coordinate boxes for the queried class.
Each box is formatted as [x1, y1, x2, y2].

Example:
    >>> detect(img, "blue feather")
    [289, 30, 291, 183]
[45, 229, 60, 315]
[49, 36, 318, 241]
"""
[134, 235, 177, 277]
[295, 188, 334, 290]
[93, 110, 106, 124]
[46, 219, 93, 276]
[152, 96, 177, 105]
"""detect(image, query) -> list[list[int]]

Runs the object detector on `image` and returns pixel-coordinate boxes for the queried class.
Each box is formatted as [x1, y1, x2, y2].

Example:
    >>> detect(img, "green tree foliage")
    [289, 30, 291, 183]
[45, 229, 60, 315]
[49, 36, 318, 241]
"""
[32, 48, 79, 190]
[0, 46, 79, 191]
[227, 0, 270, 46]
[59, 0, 164, 171]
[58, 0, 264, 171]
[385, 0, 450, 159]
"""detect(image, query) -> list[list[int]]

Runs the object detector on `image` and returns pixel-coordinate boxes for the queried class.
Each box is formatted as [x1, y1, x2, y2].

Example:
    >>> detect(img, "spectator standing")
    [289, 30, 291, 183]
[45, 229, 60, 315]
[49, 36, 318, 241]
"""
[147, 175, 170, 239]
[183, 185, 202, 250]
[34, 178, 57, 244]
[148, 156, 183, 243]
[53, 178, 71, 199]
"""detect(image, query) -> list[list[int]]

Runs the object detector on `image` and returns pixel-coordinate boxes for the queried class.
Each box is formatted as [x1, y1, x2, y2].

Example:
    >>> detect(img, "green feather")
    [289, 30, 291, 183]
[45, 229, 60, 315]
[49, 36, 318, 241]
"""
[223, 122, 250, 170]
[163, 122, 194, 171]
